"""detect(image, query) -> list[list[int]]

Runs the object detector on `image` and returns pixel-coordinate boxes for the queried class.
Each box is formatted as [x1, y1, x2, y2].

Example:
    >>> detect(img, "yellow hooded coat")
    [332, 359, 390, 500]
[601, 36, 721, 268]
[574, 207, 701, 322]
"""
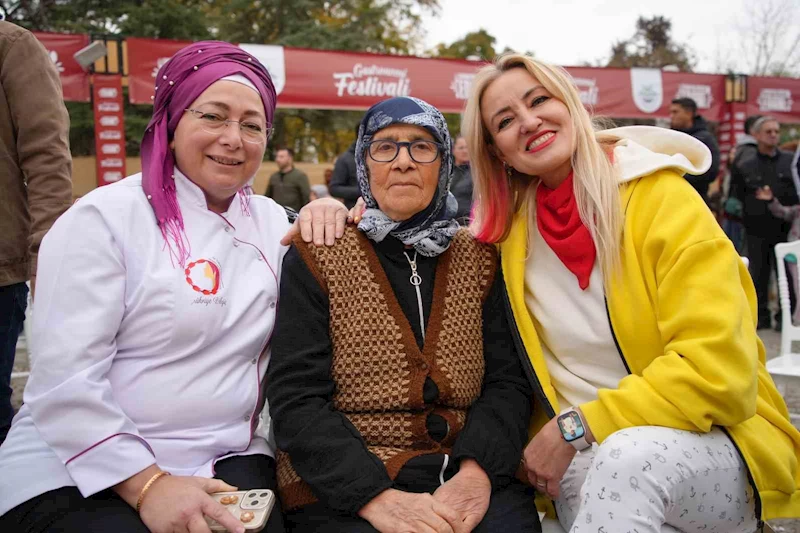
[499, 126, 800, 522]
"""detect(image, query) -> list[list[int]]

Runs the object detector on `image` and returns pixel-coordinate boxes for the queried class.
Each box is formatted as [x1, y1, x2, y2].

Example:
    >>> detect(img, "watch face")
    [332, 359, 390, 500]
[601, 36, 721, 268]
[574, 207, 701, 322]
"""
[557, 411, 585, 442]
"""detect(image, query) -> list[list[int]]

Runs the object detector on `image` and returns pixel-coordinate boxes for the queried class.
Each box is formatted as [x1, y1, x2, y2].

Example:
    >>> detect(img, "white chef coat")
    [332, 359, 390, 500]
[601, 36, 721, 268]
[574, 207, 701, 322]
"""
[0, 171, 291, 516]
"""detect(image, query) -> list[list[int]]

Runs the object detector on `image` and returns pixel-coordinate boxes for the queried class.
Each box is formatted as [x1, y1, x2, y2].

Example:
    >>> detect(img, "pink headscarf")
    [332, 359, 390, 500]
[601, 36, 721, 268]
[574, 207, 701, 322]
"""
[141, 41, 277, 267]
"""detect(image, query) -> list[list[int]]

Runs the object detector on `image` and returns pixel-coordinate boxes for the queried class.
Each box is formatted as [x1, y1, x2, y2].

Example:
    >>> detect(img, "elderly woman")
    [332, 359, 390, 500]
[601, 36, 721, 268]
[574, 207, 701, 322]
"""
[0, 41, 347, 533]
[462, 53, 800, 532]
[267, 96, 540, 533]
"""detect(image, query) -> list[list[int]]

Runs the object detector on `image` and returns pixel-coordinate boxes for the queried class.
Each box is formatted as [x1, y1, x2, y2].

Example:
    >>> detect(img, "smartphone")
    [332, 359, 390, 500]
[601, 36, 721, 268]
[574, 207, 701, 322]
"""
[206, 489, 276, 532]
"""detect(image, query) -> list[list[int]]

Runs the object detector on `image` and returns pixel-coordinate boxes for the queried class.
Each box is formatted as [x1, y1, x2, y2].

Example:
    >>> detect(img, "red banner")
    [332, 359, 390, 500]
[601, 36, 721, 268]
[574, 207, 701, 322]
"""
[127, 37, 191, 105]
[92, 75, 126, 186]
[123, 37, 800, 124]
[270, 47, 480, 113]
[32, 32, 90, 102]
[746, 76, 799, 123]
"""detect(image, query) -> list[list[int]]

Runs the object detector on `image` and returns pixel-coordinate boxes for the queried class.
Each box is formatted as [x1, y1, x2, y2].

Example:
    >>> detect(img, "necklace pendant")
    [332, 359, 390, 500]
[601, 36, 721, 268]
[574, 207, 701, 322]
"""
[410, 273, 423, 286]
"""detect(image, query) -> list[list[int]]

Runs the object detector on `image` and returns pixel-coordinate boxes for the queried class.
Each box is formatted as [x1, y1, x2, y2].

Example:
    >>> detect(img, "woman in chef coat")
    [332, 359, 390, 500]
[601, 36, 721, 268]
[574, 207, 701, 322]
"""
[0, 41, 347, 533]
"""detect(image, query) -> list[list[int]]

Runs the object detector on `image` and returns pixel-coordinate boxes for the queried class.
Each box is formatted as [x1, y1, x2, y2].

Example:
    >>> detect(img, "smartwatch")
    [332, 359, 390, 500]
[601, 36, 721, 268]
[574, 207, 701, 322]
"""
[557, 408, 590, 451]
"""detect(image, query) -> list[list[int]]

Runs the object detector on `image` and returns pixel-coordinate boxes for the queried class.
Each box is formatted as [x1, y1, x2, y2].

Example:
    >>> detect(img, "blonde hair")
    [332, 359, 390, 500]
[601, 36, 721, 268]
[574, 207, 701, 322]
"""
[463, 53, 623, 278]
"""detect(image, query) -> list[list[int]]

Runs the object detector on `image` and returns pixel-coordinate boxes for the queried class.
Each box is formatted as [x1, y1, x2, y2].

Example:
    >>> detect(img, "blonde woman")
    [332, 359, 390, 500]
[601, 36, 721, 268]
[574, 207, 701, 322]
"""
[462, 53, 800, 532]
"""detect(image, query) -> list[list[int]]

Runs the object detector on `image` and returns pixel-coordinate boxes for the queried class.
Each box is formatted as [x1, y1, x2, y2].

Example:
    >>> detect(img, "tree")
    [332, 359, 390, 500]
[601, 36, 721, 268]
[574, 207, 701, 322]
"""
[433, 28, 497, 60]
[607, 16, 695, 72]
[734, 0, 800, 77]
[210, 0, 438, 55]
[2, 0, 212, 39]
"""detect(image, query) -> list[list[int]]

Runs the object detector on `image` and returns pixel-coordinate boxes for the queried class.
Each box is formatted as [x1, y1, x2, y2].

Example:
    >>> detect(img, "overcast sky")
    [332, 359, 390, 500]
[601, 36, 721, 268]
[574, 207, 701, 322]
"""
[421, 0, 750, 74]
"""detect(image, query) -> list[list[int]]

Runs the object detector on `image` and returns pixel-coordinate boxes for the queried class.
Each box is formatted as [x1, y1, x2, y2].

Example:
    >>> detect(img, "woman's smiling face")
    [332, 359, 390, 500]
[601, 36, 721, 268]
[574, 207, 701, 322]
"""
[171, 80, 267, 211]
[480, 68, 574, 186]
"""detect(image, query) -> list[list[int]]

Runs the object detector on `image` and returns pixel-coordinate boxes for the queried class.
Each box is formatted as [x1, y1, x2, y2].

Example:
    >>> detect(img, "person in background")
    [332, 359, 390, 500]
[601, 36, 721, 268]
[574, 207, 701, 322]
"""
[721, 116, 763, 255]
[0, 21, 73, 445]
[756, 184, 800, 325]
[730, 116, 799, 330]
[670, 97, 720, 203]
[450, 135, 474, 224]
[783, 139, 800, 195]
[323, 167, 333, 187]
[0, 41, 349, 533]
[309, 184, 330, 202]
[266, 147, 310, 211]
[329, 124, 360, 209]
[721, 146, 747, 254]
[735, 115, 762, 167]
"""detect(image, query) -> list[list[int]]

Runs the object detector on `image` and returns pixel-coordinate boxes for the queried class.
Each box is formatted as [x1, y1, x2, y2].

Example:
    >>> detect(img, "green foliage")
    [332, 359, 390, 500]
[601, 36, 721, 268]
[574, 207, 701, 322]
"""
[270, 108, 364, 163]
[124, 94, 154, 156]
[433, 28, 497, 60]
[64, 101, 94, 156]
[210, 0, 437, 54]
[2, 0, 211, 38]
[607, 16, 695, 71]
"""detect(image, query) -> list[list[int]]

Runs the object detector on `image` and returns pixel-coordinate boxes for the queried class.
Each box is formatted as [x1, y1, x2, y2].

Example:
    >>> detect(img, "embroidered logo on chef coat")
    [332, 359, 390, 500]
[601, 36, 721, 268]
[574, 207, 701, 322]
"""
[185, 259, 221, 295]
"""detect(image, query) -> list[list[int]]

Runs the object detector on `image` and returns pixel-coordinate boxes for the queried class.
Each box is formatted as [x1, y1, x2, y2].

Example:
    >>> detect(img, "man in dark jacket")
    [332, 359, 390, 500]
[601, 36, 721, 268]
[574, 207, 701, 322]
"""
[0, 22, 73, 443]
[265, 147, 310, 212]
[329, 125, 360, 209]
[451, 135, 473, 223]
[670, 98, 720, 203]
[730, 116, 799, 329]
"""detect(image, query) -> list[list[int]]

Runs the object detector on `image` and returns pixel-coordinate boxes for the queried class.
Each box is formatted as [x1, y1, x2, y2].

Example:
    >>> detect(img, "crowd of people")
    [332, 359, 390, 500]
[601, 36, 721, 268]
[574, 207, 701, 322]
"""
[669, 95, 800, 331]
[726, 116, 800, 330]
[1, 18, 800, 533]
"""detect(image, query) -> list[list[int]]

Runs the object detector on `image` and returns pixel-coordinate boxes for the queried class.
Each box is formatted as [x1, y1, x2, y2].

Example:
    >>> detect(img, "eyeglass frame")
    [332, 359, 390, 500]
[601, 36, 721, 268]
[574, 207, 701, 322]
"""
[183, 108, 274, 143]
[365, 139, 444, 164]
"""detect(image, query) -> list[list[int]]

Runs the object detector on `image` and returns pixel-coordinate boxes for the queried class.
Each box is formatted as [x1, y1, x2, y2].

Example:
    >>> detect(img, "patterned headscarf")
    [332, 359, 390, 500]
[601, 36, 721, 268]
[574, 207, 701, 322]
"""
[140, 41, 277, 267]
[356, 96, 460, 257]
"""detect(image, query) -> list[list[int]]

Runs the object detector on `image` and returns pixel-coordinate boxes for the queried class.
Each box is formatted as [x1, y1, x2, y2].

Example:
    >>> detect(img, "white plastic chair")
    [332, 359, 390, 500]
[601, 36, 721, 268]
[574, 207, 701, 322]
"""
[766, 240, 800, 395]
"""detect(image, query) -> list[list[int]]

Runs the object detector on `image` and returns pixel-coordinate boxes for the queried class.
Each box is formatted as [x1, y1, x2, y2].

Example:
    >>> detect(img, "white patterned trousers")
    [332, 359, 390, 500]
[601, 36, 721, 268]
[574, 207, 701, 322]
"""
[555, 426, 758, 533]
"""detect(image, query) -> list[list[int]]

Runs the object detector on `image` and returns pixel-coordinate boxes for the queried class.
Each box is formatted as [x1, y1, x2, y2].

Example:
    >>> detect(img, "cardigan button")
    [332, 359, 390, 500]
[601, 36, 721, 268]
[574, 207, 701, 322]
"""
[418, 361, 428, 371]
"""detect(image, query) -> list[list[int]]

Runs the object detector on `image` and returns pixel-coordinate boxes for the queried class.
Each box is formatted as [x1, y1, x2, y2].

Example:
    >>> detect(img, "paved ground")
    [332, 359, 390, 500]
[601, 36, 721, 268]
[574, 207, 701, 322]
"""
[9, 329, 800, 530]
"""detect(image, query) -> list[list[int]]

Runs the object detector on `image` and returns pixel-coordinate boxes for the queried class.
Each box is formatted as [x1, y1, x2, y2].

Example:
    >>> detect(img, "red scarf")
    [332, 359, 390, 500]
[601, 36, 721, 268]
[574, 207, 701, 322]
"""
[535, 172, 596, 290]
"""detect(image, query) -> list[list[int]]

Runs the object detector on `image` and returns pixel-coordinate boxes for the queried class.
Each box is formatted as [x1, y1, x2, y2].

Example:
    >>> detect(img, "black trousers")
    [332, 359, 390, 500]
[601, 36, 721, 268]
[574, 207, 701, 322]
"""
[0, 282, 27, 444]
[747, 232, 796, 326]
[0, 454, 285, 533]
[285, 455, 541, 532]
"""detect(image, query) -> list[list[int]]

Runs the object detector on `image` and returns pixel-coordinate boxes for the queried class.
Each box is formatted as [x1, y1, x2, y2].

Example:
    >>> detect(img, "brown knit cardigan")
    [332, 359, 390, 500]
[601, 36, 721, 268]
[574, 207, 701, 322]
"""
[276, 227, 498, 510]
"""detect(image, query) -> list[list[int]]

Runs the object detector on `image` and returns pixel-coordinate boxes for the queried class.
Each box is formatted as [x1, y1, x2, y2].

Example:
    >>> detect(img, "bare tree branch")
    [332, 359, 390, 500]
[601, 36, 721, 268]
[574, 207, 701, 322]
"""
[734, 0, 800, 76]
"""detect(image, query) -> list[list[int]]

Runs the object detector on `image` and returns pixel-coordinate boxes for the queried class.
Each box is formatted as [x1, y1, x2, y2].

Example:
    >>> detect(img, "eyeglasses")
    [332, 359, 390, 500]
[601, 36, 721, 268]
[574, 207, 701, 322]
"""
[184, 109, 273, 144]
[366, 140, 442, 164]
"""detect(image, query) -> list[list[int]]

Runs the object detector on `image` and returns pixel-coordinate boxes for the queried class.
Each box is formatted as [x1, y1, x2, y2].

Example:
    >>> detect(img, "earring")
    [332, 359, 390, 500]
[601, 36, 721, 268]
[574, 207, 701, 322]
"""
[504, 162, 514, 179]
